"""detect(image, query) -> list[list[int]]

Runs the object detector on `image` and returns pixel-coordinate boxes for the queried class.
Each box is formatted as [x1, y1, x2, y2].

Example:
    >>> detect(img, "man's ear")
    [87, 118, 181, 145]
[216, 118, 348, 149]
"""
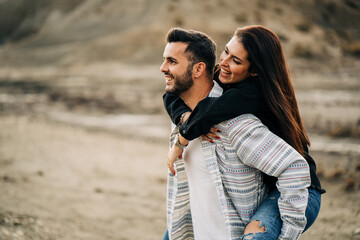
[192, 62, 206, 78]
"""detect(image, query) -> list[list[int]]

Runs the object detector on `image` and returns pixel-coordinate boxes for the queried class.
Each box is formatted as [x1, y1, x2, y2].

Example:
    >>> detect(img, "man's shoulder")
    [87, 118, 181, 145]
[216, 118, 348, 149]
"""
[216, 114, 265, 131]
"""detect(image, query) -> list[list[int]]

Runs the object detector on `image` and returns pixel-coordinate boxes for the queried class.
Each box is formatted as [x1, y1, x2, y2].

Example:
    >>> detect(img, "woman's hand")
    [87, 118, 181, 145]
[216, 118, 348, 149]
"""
[167, 134, 190, 175]
[201, 127, 221, 143]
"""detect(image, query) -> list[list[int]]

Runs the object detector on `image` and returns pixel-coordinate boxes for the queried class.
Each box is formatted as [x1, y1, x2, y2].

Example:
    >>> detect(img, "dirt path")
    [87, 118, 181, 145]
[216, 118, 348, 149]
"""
[0, 115, 359, 240]
[0, 115, 168, 240]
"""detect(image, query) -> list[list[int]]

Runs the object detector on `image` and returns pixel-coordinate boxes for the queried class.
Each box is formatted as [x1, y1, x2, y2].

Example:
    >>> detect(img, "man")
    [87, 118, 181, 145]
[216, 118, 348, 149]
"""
[160, 28, 310, 240]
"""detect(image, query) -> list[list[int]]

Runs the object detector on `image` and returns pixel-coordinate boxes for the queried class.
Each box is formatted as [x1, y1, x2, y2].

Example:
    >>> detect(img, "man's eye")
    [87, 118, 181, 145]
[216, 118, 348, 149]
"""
[224, 49, 228, 54]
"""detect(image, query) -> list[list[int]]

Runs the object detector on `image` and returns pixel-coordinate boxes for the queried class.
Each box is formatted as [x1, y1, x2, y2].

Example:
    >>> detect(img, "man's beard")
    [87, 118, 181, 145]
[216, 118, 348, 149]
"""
[165, 64, 194, 95]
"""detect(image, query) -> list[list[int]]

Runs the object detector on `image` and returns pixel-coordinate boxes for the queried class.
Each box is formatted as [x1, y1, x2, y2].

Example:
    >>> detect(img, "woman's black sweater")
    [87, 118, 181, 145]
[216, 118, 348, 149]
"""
[163, 76, 325, 193]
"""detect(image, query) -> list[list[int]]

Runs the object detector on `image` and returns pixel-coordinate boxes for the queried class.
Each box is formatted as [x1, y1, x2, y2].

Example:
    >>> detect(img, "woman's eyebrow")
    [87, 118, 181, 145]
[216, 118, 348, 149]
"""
[225, 46, 243, 63]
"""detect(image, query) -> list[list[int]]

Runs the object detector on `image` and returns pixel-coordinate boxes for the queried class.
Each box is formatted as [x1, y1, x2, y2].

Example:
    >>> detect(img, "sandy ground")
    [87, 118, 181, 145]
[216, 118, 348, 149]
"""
[0, 114, 359, 240]
[0, 115, 168, 240]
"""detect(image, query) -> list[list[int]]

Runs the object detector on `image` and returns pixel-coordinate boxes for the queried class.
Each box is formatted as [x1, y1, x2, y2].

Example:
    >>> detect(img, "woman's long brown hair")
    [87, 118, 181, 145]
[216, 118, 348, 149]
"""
[235, 25, 310, 156]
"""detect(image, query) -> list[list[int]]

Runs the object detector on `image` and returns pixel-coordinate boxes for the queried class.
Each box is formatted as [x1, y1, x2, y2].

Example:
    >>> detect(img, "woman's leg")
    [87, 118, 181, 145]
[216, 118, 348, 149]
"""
[162, 229, 169, 240]
[242, 188, 321, 240]
[242, 190, 282, 240]
[303, 188, 321, 232]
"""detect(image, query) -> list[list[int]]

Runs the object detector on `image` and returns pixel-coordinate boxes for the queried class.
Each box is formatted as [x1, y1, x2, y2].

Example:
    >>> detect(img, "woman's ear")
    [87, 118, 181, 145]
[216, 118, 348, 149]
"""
[193, 62, 206, 78]
[249, 66, 258, 77]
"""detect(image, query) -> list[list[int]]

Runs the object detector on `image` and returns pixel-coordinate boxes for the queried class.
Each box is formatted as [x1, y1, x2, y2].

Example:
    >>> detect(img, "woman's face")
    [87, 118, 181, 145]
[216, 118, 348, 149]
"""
[219, 36, 251, 84]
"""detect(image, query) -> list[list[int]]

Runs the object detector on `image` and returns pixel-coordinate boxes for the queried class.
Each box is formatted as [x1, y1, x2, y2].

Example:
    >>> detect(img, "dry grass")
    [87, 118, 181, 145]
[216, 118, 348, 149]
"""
[328, 125, 360, 138]
[342, 41, 360, 57]
[293, 43, 314, 58]
[295, 20, 312, 33]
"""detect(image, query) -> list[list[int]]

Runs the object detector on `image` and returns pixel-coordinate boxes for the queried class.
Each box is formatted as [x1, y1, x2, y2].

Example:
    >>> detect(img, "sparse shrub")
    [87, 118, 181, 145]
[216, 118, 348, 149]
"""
[325, 29, 340, 45]
[321, 12, 330, 22]
[295, 21, 312, 33]
[274, 6, 283, 14]
[328, 124, 360, 138]
[344, 0, 360, 10]
[335, 28, 353, 42]
[168, 3, 176, 11]
[10, 27, 39, 42]
[254, 10, 262, 22]
[257, 1, 266, 9]
[293, 43, 313, 58]
[345, 177, 355, 192]
[205, 3, 214, 12]
[217, 0, 227, 7]
[325, 2, 337, 14]
[342, 41, 360, 57]
[327, 168, 344, 179]
[277, 33, 288, 42]
[316, 166, 324, 179]
[47, 91, 124, 113]
[174, 16, 184, 27]
[234, 13, 247, 23]
[356, 162, 360, 171]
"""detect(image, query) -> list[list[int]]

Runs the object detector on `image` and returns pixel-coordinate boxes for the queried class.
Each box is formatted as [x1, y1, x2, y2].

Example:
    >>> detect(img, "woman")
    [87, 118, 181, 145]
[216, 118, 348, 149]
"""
[164, 25, 325, 240]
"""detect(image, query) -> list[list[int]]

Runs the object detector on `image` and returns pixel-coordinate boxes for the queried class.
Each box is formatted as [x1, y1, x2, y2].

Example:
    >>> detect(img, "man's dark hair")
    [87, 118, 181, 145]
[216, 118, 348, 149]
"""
[166, 28, 216, 77]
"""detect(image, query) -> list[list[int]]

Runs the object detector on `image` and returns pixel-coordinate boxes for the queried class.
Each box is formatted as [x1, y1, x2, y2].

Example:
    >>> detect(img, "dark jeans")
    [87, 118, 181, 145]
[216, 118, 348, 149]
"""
[242, 188, 321, 239]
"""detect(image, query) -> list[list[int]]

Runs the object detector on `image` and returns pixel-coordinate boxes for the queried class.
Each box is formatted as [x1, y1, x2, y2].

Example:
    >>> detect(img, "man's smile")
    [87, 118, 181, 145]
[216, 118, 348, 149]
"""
[165, 73, 174, 84]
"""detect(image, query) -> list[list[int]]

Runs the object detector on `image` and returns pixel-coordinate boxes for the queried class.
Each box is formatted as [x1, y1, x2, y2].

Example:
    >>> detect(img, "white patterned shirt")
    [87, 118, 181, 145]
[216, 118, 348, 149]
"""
[166, 81, 310, 240]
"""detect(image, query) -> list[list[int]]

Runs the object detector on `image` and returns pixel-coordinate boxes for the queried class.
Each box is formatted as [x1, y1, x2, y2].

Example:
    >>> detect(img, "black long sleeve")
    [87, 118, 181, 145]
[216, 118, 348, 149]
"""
[179, 77, 264, 140]
[163, 93, 192, 125]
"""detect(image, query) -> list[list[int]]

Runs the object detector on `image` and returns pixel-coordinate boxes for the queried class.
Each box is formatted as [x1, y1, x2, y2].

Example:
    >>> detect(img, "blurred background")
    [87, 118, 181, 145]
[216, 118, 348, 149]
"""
[0, 0, 359, 239]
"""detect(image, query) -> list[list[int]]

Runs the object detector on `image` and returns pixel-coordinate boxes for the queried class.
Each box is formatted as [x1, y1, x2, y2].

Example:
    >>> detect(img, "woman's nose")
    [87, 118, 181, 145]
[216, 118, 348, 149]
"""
[220, 55, 229, 66]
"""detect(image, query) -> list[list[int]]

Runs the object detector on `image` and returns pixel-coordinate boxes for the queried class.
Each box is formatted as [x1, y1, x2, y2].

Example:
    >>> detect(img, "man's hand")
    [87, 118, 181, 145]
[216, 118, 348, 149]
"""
[167, 144, 184, 175]
[167, 134, 189, 175]
[180, 112, 191, 124]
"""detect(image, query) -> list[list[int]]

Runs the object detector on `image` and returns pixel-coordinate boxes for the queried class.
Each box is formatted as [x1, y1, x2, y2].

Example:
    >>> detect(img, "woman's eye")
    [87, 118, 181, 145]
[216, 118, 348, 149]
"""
[224, 49, 228, 54]
[233, 59, 240, 64]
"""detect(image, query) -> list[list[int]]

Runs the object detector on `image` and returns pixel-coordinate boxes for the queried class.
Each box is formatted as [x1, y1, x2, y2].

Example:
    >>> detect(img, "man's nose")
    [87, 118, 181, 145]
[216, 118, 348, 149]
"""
[160, 62, 168, 73]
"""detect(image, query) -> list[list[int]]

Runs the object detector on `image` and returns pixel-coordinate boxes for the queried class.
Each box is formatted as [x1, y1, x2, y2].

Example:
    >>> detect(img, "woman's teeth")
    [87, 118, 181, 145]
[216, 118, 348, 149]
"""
[221, 68, 231, 76]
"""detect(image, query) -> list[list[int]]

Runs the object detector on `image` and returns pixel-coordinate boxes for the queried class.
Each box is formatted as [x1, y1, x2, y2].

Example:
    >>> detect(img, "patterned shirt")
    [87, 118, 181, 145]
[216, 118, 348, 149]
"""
[166, 82, 311, 240]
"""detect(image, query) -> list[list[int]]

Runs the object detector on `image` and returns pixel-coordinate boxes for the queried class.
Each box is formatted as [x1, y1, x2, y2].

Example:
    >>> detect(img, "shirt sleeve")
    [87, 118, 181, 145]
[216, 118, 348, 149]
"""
[227, 115, 310, 240]
[163, 93, 192, 125]
[179, 79, 263, 140]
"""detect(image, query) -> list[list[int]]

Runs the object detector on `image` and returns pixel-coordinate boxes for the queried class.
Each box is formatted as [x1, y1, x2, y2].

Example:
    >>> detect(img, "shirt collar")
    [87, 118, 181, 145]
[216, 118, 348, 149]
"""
[208, 80, 223, 98]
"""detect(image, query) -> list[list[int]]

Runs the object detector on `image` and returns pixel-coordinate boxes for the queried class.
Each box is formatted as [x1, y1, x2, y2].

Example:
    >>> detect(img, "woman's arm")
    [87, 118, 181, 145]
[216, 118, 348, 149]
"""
[163, 93, 192, 125]
[179, 78, 263, 140]
[227, 115, 310, 240]
[163, 78, 263, 140]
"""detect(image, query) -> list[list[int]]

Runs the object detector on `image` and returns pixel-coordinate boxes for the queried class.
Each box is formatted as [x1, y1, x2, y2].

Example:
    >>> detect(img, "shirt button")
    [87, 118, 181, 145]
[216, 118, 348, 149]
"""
[182, 130, 186, 134]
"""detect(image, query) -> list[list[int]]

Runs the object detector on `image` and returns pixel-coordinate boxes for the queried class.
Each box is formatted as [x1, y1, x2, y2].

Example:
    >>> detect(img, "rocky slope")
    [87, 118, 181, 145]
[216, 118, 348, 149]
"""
[0, 0, 359, 66]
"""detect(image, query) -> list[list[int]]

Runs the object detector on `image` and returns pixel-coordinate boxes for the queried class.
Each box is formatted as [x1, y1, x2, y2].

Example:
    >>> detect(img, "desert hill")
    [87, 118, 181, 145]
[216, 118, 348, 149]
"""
[0, 0, 359, 67]
[0, 0, 359, 135]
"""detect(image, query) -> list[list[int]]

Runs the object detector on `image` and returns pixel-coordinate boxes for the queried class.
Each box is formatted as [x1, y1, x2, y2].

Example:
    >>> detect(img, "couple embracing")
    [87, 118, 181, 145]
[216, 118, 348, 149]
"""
[160, 26, 325, 240]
